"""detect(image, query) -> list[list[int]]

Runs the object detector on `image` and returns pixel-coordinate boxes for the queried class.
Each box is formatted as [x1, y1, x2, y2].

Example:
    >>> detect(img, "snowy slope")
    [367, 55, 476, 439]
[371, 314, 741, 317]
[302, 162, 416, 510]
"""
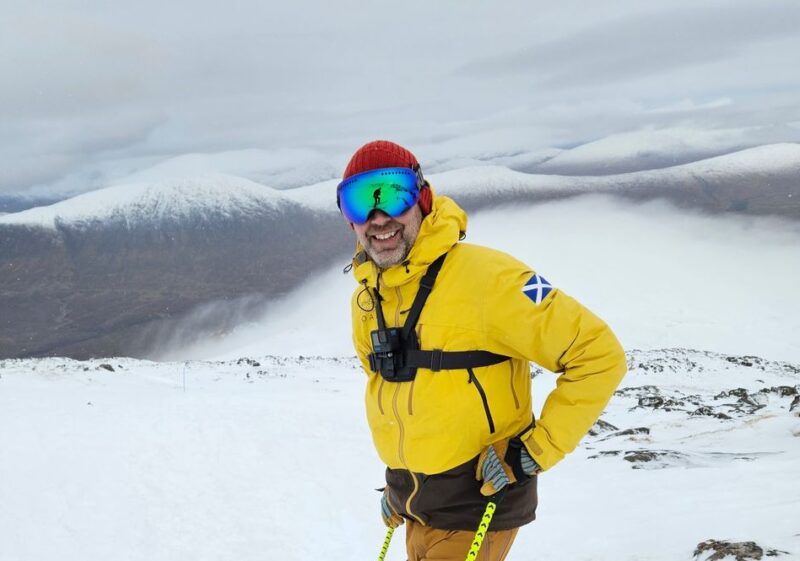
[0, 350, 797, 561]
[163, 195, 800, 364]
[115, 148, 341, 191]
[5, 142, 798, 231]
[438, 143, 800, 195]
[1, 145, 798, 360]
[0, 174, 292, 230]
[536, 127, 800, 174]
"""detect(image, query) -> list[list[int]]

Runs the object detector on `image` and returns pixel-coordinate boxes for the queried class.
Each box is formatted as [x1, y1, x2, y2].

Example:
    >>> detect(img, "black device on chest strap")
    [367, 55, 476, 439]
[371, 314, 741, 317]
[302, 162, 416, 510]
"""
[368, 252, 508, 382]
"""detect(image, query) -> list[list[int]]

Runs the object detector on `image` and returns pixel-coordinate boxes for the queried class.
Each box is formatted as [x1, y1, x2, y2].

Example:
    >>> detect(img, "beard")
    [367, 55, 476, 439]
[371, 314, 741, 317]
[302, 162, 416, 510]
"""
[357, 217, 421, 269]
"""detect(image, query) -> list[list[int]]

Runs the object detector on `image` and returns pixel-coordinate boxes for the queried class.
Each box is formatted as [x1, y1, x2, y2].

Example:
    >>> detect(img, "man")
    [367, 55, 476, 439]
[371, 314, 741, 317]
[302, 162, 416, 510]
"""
[338, 140, 627, 561]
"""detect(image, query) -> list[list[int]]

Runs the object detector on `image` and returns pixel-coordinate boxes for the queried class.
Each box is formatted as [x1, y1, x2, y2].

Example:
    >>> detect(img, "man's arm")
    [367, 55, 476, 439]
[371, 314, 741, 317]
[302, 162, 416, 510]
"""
[485, 268, 627, 471]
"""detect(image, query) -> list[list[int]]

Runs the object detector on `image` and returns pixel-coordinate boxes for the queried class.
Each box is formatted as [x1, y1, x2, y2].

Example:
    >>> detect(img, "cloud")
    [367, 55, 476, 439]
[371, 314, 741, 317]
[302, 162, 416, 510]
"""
[456, 1, 800, 91]
[2, 0, 800, 197]
[161, 194, 800, 363]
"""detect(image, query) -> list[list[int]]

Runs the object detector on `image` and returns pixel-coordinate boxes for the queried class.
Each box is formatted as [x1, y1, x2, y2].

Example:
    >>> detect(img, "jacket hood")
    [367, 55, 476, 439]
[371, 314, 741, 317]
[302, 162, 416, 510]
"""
[352, 186, 467, 288]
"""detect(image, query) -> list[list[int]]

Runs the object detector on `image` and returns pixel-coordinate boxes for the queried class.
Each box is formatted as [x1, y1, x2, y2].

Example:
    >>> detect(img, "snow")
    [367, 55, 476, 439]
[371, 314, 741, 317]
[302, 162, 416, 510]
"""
[432, 165, 579, 196]
[0, 174, 290, 229]
[536, 126, 800, 173]
[3, 143, 799, 230]
[470, 196, 800, 364]
[166, 195, 800, 365]
[115, 148, 341, 191]
[614, 142, 800, 178]
[1, 351, 797, 561]
[2, 147, 800, 560]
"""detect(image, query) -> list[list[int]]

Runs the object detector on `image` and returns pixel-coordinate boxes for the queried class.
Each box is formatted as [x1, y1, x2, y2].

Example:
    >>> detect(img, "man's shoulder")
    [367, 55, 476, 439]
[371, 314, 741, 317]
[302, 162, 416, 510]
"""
[448, 242, 530, 273]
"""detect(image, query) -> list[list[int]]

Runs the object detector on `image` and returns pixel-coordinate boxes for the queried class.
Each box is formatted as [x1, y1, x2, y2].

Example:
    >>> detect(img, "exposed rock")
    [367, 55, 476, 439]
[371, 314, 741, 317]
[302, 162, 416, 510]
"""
[758, 386, 798, 397]
[725, 356, 758, 368]
[587, 418, 619, 436]
[236, 358, 261, 367]
[638, 395, 664, 408]
[694, 539, 764, 561]
[694, 539, 789, 561]
[691, 406, 733, 420]
[622, 449, 687, 466]
[98, 363, 115, 372]
[587, 450, 622, 459]
[600, 427, 651, 441]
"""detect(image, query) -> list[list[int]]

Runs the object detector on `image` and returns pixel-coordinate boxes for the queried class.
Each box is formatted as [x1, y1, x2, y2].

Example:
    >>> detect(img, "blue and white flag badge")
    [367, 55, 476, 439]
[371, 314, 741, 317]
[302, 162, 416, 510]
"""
[522, 274, 553, 305]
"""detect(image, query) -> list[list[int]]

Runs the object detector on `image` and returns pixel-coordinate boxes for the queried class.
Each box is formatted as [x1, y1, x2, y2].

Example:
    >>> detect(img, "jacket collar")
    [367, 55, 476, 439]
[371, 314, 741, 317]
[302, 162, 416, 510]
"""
[352, 188, 467, 289]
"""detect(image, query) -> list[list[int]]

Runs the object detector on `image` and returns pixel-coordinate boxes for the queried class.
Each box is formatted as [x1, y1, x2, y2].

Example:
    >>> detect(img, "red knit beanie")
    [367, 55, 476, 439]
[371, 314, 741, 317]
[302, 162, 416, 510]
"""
[342, 140, 433, 216]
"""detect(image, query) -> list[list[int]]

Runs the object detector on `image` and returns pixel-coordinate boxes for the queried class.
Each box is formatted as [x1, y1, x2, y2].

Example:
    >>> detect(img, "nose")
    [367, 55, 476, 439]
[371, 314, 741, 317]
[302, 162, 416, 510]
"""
[367, 210, 391, 225]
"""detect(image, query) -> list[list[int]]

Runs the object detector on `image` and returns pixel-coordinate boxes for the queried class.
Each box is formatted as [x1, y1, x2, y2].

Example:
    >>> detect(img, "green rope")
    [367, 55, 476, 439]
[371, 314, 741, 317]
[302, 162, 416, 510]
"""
[465, 500, 499, 561]
[377, 527, 395, 561]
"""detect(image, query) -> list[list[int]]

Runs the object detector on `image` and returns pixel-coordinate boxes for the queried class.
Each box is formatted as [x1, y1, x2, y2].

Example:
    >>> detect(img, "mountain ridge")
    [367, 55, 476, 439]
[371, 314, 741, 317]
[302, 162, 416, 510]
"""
[1, 144, 798, 359]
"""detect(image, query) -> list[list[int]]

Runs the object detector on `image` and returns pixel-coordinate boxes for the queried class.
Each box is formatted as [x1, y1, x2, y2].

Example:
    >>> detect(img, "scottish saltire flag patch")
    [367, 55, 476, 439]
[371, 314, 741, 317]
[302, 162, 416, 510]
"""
[523, 274, 553, 304]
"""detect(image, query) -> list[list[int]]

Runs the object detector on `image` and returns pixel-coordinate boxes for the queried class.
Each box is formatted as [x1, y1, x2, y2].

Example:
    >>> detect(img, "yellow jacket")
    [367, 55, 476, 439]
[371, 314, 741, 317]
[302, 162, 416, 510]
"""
[351, 193, 626, 474]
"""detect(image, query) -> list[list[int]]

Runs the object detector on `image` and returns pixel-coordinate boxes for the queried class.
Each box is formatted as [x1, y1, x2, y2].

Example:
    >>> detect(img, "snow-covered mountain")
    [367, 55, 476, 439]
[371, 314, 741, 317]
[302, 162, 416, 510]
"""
[1, 144, 799, 360]
[1, 348, 797, 560]
[4, 143, 800, 231]
[534, 126, 800, 175]
[432, 143, 800, 216]
[115, 149, 341, 191]
[1, 174, 298, 230]
[0, 175, 350, 359]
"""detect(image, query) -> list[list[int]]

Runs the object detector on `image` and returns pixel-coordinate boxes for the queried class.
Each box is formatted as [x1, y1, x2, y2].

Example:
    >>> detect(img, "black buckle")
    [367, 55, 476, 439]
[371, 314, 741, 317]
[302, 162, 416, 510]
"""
[368, 353, 378, 373]
[429, 349, 443, 372]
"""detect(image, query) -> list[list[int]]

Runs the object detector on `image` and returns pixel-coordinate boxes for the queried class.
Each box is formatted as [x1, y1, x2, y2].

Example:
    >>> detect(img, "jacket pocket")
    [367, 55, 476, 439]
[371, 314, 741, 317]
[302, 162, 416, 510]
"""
[467, 367, 495, 434]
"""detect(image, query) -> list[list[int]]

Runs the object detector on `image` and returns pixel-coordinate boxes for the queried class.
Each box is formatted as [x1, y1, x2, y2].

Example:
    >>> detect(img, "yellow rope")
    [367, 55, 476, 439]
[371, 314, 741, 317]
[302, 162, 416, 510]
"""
[465, 500, 498, 561]
[377, 527, 395, 561]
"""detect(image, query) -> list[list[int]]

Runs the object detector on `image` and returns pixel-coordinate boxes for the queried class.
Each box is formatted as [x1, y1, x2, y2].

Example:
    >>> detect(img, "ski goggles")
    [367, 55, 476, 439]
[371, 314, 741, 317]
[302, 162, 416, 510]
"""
[337, 167, 424, 224]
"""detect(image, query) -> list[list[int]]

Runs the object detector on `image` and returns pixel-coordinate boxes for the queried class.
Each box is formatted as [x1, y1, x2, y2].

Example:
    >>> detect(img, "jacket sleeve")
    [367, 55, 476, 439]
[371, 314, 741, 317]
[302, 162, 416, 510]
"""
[484, 267, 627, 471]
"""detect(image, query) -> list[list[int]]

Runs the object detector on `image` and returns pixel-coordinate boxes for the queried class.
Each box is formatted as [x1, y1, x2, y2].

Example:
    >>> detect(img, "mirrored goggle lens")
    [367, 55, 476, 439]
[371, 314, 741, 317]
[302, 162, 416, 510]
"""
[337, 167, 421, 224]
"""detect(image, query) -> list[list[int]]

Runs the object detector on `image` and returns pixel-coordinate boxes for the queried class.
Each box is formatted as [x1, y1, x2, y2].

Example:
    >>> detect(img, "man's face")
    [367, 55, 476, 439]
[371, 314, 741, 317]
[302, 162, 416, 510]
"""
[352, 205, 423, 269]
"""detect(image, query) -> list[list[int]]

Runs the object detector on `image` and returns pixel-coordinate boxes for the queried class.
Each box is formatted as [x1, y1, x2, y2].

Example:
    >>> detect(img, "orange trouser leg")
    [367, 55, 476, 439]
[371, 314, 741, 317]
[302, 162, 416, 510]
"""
[405, 520, 519, 561]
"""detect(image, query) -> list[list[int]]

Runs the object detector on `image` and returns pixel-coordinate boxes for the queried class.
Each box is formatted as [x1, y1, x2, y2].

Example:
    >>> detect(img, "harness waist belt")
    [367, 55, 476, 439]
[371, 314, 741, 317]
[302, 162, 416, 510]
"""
[401, 349, 508, 372]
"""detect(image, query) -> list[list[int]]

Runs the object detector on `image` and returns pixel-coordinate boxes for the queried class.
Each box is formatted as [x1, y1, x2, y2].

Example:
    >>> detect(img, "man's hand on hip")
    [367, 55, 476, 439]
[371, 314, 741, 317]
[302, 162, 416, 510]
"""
[476, 439, 542, 496]
[381, 491, 404, 528]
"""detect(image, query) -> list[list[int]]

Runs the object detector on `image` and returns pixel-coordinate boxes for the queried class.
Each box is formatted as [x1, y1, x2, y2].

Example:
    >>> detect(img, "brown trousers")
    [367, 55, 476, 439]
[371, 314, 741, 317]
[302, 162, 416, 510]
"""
[404, 521, 518, 561]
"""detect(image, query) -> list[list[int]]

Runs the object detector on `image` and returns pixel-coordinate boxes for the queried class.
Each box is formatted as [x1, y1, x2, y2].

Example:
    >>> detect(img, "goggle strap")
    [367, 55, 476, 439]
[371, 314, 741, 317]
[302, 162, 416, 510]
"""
[413, 164, 427, 190]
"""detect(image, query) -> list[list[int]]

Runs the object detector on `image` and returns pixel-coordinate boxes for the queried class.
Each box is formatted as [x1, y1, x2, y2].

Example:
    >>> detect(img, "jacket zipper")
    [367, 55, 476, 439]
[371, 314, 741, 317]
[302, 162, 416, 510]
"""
[392, 383, 425, 524]
[377, 379, 385, 415]
[407, 324, 423, 416]
[394, 286, 403, 326]
[468, 367, 496, 434]
[394, 285, 416, 416]
[509, 363, 520, 409]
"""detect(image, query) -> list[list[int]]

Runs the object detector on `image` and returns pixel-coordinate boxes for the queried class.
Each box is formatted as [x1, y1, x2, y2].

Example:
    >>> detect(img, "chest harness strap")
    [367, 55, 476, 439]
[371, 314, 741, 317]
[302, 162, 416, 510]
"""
[368, 252, 509, 382]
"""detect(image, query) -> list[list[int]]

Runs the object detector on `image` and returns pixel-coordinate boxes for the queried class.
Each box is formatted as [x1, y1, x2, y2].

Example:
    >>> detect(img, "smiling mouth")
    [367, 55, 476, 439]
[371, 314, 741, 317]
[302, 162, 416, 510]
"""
[372, 230, 399, 241]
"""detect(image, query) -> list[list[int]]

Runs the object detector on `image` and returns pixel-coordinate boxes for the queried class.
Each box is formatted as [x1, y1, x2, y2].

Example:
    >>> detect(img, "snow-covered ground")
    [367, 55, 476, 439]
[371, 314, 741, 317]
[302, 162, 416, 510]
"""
[0, 350, 798, 561]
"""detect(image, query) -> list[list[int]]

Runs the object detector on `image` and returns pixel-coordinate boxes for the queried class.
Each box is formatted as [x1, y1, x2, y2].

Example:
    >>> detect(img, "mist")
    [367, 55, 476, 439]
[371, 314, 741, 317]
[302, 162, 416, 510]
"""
[161, 195, 800, 363]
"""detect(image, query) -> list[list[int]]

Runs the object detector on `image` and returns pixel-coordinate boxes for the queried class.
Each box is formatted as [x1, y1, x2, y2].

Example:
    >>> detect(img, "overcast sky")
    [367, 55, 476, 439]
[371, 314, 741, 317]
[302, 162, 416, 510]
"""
[3, 0, 800, 197]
